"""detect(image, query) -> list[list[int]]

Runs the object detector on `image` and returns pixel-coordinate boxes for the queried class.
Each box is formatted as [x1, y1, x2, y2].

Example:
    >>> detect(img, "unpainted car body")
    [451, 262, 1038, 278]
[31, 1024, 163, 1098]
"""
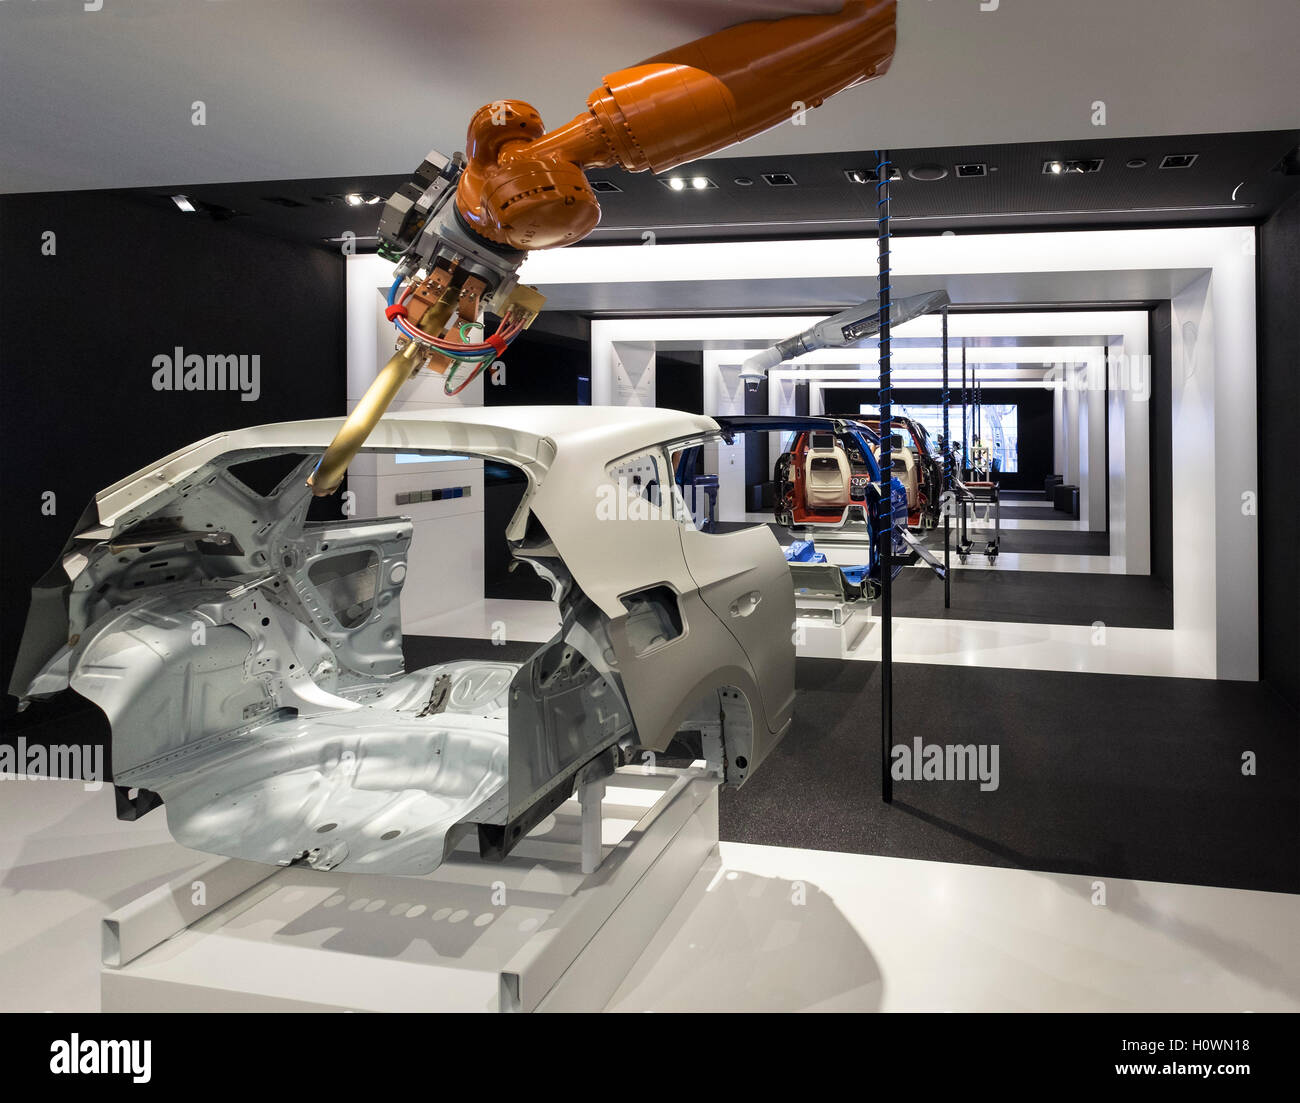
[11, 407, 794, 876]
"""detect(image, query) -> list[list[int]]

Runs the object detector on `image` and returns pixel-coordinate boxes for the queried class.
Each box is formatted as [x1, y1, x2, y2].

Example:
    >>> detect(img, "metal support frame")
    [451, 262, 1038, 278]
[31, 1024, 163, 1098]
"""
[875, 150, 893, 805]
[100, 768, 721, 1013]
[961, 342, 968, 475]
[942, 306, 951, 609]
[578, 776, 606, 875]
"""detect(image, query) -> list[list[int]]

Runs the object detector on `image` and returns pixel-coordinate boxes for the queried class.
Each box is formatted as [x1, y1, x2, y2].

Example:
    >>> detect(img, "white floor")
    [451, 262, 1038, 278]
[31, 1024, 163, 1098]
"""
[907, 553, 1129, 573]
[826, 615, 1211, 678]
[796, 528, 1125, 574]
[408, 594, 1210, 679]
[610, 843, 1300, 1012]
[397, 489, 1199, 686]
[958, 516, 1091, 531]
[2, 782, 1294, 1013]
[914, 549, 1127, 573]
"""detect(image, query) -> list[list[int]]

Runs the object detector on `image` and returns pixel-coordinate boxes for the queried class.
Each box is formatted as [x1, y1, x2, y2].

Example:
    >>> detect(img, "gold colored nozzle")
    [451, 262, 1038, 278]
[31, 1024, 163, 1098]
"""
[308, 338, 427, 497]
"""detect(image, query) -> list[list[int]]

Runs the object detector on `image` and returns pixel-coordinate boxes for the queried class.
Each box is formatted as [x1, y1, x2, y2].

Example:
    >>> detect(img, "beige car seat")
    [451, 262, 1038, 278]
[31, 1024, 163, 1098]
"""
[804, 435, 851, 508]
[895, 446, 919, 510]
[870, 442, 920, 511]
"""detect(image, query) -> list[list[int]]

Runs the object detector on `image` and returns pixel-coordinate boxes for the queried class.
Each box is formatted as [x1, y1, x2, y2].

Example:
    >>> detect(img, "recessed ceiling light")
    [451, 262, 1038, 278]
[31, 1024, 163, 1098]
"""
[1158, 153, 1198, 169]
[1042, 158, 1103, 175]
[734, 176, 755, 186]
[590, 180, 622, 193]
[844, 168, 900, 183]
[171, 194, 196, 213]
[954, 162, 987, 178]
[761, 172, 797, 187]
[345, 193, 365, 206]
[662, 175, 716, 192]
[1125, 157, 1148, 169]
[907, 164, 948, 182]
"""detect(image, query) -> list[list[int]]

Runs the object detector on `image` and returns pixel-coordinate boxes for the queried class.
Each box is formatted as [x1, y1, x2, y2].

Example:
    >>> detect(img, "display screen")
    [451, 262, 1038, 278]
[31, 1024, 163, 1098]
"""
[860, 403, 1019, 473]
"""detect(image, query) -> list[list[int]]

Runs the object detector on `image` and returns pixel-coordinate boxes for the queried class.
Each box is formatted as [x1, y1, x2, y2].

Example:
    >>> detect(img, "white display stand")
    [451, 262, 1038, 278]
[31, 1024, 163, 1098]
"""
[796, 606, 876, 658]
[101, 767, 719, 1013]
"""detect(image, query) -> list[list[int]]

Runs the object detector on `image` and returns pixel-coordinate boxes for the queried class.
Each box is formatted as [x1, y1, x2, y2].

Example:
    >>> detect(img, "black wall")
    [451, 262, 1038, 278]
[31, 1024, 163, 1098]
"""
[743, 378, 771, 504]
[1002, 387, 1053, 493]
[1258, 192, 1300, 708]
[1149, 302, 1174, 591]
[0, 192, 347, 725]
[655, 350, 704, 413]
[482, 317, 589, 407]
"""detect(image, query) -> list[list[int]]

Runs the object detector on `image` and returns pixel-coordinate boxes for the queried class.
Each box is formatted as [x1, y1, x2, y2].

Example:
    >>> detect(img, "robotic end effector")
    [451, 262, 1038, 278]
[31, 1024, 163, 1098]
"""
[309, 2, 899, 493]
[307, 146, 547, 497]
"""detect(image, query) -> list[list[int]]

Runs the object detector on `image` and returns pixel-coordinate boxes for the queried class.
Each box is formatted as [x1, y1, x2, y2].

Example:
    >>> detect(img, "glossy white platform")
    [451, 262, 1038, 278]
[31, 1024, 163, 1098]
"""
[98, 770, 719, 1013]
[1, 782, 1295, 1013]
[608, 842, 1300, 1012]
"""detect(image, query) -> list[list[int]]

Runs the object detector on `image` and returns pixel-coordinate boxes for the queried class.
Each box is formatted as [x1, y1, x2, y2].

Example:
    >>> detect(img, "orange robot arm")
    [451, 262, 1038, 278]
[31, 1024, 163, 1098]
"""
[311, 2, 896, 495]
[456, 0, 897, 250]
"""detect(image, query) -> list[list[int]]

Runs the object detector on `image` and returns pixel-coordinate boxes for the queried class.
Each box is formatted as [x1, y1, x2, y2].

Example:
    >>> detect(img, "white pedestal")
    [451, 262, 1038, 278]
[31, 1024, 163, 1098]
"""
[796, 608, 876, 658]
[101, 767, 719, 1012]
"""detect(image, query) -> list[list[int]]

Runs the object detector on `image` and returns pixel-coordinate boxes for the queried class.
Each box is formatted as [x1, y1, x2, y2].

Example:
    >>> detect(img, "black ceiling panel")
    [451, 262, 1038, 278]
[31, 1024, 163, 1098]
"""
[106, 129, 1299, 252]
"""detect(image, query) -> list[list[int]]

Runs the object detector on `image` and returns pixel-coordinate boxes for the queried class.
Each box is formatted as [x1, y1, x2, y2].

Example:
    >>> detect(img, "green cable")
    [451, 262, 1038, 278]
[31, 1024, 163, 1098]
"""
[443, 320, 492, 388]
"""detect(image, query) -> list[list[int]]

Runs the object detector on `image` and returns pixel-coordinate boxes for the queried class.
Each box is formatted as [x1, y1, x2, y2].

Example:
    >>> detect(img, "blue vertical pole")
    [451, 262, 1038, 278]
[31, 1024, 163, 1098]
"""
[876, 150, 893, 804]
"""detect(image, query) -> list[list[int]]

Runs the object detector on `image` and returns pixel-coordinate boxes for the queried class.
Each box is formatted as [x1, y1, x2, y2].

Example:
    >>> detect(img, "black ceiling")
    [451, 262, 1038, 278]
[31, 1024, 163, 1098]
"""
[112, 129, 1299, 252]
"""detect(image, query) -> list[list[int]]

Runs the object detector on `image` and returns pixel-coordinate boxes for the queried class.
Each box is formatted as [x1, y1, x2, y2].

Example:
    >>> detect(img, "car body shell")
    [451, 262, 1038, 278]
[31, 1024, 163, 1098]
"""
[11, 407, 795, 876]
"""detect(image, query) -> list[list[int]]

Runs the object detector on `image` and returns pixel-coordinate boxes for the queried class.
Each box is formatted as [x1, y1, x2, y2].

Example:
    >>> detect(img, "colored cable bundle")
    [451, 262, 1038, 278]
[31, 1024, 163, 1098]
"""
[384, 277, 525, 395]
